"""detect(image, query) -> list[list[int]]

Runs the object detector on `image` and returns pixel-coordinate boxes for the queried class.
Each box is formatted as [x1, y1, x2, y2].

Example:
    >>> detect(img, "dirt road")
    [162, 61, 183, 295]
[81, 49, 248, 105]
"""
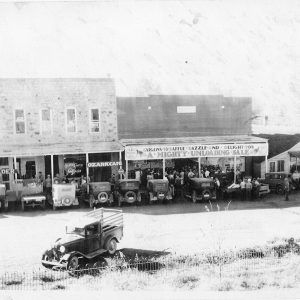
[1, 193, 300, 273]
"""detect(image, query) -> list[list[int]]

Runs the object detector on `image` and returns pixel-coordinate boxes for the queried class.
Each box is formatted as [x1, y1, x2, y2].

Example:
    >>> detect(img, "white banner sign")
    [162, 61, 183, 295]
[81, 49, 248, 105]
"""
[125, 143, 268, 160]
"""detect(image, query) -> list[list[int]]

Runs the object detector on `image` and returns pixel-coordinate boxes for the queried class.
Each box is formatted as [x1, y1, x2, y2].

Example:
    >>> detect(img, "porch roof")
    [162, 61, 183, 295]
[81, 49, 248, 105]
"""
[0, 141, 123, 157]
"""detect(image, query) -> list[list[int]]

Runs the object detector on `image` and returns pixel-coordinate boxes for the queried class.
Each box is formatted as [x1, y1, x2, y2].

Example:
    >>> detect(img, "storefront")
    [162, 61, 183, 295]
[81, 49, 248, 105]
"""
[122, 135, 269, 183]
[0, 141, 123, 198]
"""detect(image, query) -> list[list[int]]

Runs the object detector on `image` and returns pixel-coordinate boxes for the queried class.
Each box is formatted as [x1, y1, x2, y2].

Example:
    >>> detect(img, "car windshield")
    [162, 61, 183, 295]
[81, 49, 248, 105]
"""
[66, 226, 85, 236]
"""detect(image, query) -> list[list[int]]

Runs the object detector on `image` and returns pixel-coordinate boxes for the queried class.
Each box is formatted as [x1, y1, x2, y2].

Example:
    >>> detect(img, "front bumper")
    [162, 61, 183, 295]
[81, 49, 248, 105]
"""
[41, 259, 67, 269]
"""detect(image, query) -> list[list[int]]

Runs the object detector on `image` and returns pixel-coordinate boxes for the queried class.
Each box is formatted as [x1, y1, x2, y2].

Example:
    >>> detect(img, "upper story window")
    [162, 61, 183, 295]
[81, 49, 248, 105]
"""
[66, 108, 76, 133]
[90, 108, 100, 133]
[40, 108, 52, 135]
[177, 106, 196, 114]
[14, 109, 26, 134]
[277, 160, 285, 172]
[269, 162, 275, 172]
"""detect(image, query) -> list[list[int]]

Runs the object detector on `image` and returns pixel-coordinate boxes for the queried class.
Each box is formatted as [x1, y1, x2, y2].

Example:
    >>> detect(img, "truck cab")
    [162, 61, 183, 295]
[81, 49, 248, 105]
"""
[41, 208, 123, 272]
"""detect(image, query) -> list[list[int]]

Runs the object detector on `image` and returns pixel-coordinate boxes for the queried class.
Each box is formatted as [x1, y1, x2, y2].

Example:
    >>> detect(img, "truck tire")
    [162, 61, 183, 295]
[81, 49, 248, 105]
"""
[67, 255, 79, 273]
[276, 185, 284, 195]
[105, 238, 117, 255]
[97, 192, 109, 203]
[125, 191, 136, 203]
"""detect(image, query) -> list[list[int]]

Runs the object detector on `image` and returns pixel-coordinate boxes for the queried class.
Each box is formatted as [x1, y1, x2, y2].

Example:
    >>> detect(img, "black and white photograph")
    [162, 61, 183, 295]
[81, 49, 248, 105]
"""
[0, 0, 299, 299]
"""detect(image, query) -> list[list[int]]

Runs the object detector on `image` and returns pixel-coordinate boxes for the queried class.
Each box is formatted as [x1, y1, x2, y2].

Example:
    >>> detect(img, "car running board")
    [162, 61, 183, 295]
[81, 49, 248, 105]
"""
[84, 249, 107, 259]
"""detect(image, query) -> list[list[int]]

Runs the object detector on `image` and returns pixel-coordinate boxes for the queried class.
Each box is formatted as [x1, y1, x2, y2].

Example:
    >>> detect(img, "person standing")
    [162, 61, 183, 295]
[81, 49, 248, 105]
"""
[45, 174, 52, 200]
[240, 178, 246, 201]
[284, 175, 290, 201]
[245, 178, 252, 200]
[214, 177, 221, 200]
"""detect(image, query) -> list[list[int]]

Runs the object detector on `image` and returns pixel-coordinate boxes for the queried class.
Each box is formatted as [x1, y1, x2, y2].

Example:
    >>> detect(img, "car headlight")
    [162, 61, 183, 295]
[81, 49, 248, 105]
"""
[59, 245, 66, 253]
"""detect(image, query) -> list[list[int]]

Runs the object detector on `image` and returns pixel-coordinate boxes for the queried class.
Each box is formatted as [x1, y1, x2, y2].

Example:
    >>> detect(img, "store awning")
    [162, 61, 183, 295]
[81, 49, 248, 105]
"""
[0, 141, 124, 157]
[121, 135, 268, 160]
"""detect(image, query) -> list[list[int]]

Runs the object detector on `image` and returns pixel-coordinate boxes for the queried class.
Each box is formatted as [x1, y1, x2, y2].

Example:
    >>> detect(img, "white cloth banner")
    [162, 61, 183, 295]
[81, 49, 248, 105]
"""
[125, 143, 268, 160]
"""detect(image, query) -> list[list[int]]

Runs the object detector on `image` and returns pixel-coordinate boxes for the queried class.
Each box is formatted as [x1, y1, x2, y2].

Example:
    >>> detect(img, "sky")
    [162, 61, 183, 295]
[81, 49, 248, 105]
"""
[0, 0, 299, 134]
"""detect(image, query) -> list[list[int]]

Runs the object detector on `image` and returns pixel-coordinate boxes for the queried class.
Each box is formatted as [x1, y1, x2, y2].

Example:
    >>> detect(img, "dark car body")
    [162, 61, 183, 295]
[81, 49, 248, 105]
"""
[147, 179, 172, 203]
[87, 182, 114, 207]
[115, 179, 141, 206]
[186, 178, 217, 202]
[262, 173, 291, 194]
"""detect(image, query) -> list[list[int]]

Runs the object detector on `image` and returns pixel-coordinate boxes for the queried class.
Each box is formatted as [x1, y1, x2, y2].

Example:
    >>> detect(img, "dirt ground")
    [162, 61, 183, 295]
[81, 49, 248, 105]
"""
[1, 192, 300, 273]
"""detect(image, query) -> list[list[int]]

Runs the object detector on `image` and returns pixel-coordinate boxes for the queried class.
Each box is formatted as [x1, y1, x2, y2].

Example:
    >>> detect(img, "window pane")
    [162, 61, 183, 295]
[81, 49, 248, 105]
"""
[16, 122, 25, 134]
[66, 109, 76, 132]
[91, 109, 99, 121]
[15, 109, 24, 121]
[42, 109, 50, 121]
[0, 157, 8, 166]
[91, 122, 100, 132]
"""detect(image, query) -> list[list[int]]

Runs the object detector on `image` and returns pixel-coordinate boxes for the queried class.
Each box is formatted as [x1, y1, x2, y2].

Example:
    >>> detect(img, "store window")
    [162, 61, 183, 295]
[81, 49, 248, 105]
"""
[41, 108, 52, 135]
[90, 108, 100, 133]
[277, 160, 285, 172]
[269, 162, 275, 172]
[66, 108, 76, 133]
[14, 109, 25, 134]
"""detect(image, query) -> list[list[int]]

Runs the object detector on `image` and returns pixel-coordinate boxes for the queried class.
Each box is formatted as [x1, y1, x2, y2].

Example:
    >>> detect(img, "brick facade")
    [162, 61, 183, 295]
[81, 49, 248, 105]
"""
[0, 78, 118, 147]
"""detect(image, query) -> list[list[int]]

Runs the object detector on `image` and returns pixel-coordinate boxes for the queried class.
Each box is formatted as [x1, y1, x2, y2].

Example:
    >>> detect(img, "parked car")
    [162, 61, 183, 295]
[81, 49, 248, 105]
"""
[185, 178, 217, 203]
[20, 182, 46, 211]
[147, 179, 172, 204]
[49, 183, 79, 210]
[115, 179, 141, 206]
[262, 173, 292, 194]
[88, 182, 114, 207]
[41, 208, 123, 272]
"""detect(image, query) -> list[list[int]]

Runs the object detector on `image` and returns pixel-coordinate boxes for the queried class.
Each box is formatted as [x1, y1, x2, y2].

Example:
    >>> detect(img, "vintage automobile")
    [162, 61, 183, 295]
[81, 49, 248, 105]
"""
[147, 179, 172, 204]
[20, 181, 46, 211]
[41, 208, 123, 272]
[0, 183, 6, 212]
[115, 179, 141, 206]
[185, 178, 217, 203]
[50, 183, 79, 210]
[261, 173, 293, 194]
[87, 182, 114, 208]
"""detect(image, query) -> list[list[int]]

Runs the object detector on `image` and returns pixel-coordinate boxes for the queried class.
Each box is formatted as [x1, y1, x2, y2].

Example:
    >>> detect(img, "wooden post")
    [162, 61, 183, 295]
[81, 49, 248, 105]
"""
[265, 155, 268, 177]
[162, 159, 166, 179]
[198, 157, 201, 178]
[233, 156, 237, 183]
[119, 151, 122, 169]
[50, 154, 54, 184]
[125, 160, 128, 179]
[86, 153, 89, 194]
[13, 156, 17, 180]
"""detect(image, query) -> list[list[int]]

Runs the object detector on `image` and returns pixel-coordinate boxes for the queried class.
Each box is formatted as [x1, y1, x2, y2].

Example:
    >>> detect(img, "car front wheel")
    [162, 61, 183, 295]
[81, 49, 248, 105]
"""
[67, 255, 79, 273]
[105, 238, 117, 255]
[276, 185, 284, 194]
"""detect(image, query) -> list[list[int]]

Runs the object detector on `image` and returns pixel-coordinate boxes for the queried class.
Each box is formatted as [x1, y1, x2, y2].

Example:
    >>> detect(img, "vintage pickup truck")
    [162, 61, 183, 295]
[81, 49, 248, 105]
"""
[41, 208, 123, 272]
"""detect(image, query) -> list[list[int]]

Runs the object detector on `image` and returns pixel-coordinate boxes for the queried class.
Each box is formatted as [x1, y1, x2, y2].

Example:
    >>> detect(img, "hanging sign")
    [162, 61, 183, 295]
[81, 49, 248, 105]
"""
[87, 161, 122, 168]
[1, 168, 16, 174]
[125, 143, 268, 160]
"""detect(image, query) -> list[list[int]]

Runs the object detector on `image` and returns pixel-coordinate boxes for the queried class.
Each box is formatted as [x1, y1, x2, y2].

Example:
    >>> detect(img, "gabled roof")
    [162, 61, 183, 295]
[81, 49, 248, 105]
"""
[268, 141, 300, 160]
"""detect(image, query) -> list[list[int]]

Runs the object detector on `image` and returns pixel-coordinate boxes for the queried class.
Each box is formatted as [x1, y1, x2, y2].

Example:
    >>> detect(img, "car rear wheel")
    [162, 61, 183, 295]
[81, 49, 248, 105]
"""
[105, 238, 117, 255]
[276, 185, 284, 194]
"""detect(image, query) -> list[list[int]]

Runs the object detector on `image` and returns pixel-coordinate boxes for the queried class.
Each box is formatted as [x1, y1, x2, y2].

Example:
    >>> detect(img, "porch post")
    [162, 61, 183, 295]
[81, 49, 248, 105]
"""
[50, 154, 54, 184]
[162, 159, 166, 179]
[86, 153, 89, 194]
[13, 156, 17, 180]
[119, 151, 122, 169]
[198, 157, 201, 178]
[234, 156, 237, 183]
[265, 155, 268, 177]
[125, 160, 128, 179]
